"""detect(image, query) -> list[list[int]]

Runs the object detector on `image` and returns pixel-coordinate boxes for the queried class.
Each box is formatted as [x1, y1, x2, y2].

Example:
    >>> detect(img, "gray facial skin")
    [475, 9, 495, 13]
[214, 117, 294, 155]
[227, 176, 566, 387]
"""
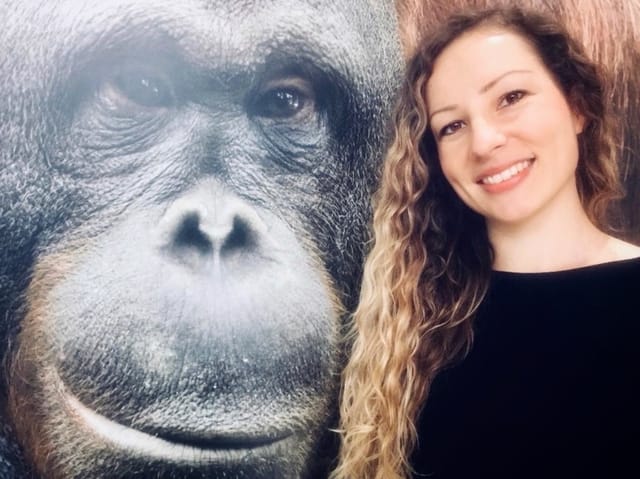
[0, 1, 402, 478]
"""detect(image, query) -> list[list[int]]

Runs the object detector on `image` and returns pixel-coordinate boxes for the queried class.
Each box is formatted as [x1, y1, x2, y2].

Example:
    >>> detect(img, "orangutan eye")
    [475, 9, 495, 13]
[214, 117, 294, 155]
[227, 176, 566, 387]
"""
[260, 89, 306, 117]
[97, 68, 175, 114]
[252, 77, 316, 120]
[113, 71, 173, 107]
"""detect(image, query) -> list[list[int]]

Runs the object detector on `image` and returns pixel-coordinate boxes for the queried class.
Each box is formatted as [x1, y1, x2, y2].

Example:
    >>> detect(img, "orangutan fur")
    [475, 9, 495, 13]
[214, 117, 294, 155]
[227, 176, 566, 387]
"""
[395, 0, 640, 243]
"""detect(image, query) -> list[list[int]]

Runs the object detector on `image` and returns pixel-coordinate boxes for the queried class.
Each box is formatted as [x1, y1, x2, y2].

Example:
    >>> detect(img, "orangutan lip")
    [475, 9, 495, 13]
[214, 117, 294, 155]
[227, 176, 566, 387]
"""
[154, 430, 291, 450]
[65, 393, 292, 462]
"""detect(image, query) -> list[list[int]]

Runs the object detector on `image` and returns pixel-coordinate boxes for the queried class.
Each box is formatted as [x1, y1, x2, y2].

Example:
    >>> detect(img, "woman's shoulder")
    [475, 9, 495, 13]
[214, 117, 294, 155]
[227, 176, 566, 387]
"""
[490, 247, 640, 289]
[485, 253, 640, 325]
[605, 236, 640, 262]
[492, 235, 640, 278]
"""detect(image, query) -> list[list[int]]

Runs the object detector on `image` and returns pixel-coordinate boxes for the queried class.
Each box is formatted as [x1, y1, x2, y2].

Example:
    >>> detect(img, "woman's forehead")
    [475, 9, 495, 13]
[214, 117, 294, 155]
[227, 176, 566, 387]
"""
[426, 27, 544, 105]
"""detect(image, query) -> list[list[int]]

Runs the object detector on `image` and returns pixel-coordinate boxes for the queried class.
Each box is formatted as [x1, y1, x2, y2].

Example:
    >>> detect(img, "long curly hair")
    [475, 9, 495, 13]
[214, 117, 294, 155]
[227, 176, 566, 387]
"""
[332, 6, 620, 479]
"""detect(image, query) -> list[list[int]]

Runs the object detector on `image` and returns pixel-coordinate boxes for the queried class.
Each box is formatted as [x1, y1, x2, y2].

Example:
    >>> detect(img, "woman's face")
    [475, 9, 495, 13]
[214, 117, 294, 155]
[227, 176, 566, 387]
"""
[426, 26, 584, 230]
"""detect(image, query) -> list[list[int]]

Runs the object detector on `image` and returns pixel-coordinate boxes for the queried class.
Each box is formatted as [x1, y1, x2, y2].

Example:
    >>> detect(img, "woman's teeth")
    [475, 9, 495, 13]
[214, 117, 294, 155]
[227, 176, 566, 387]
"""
[481, 159, 532, 185]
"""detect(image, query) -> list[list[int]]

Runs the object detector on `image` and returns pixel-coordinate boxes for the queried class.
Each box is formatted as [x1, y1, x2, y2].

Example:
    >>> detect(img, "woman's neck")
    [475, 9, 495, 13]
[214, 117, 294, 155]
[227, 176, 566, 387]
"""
[487, 193, 638, 273]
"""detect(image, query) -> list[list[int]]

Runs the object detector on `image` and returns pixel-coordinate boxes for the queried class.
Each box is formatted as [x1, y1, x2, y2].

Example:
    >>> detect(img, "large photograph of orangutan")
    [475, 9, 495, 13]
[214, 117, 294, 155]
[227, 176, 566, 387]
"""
[0, 1, 638, 478]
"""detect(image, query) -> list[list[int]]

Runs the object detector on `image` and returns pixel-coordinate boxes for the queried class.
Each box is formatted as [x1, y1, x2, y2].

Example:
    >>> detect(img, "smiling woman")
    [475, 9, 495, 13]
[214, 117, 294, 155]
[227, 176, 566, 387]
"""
[333, 6, 640, 479]
[426, 27, 588, 246]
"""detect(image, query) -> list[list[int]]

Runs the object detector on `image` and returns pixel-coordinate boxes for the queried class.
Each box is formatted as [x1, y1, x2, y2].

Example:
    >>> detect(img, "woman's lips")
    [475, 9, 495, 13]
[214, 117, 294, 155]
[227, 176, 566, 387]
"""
[476, 158, 535, 194]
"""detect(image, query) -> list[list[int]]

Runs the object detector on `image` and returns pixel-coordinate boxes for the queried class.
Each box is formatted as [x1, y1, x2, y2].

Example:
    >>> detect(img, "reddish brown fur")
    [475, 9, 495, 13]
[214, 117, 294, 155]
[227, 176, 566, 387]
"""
[7, 252, 89, 478]
[395, 0, 640, 241]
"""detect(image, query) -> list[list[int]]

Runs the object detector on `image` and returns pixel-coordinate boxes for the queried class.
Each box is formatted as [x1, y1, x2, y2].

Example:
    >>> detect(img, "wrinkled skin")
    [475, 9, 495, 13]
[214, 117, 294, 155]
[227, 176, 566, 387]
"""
[0, 1, 403, 478]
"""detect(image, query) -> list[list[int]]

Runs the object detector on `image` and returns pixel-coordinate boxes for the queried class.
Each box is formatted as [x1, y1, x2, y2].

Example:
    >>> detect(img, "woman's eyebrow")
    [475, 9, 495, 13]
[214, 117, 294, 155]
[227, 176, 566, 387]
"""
[430, 69, 533, 122]
[479, 69, 532, 93]
[429, 104, 457, 122]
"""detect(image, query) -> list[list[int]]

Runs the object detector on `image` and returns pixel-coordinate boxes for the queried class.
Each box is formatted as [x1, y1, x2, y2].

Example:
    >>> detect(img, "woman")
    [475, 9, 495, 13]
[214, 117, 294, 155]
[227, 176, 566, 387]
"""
[333, 6, 640, 479]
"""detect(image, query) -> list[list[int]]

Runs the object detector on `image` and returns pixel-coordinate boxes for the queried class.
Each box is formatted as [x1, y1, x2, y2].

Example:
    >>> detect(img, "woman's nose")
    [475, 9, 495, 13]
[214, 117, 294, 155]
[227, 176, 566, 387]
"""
[470, 116, 507, 159]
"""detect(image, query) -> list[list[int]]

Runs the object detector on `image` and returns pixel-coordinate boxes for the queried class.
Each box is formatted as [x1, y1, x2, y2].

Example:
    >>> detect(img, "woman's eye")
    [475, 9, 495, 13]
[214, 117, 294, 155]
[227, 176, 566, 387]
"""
[106, 70, 174, 109]
[499, 90, 525, 108]
[252, 78, 315, 120]
[439, 120, 464, 138]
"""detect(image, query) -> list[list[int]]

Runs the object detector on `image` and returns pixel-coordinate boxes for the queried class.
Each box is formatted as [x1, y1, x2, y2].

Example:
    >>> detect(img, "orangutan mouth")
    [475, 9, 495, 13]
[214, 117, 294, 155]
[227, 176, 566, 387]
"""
[65, 392, 293, 464]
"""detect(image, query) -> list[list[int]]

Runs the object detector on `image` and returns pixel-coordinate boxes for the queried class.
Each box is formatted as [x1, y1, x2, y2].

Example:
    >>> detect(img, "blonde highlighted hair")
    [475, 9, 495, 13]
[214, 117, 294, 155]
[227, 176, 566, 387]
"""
[332, 6, 621, 479]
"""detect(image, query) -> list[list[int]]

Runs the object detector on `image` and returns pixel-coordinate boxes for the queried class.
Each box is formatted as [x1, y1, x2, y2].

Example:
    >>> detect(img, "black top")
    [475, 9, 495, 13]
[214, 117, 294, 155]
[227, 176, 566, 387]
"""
[411, 257, 640, 479]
